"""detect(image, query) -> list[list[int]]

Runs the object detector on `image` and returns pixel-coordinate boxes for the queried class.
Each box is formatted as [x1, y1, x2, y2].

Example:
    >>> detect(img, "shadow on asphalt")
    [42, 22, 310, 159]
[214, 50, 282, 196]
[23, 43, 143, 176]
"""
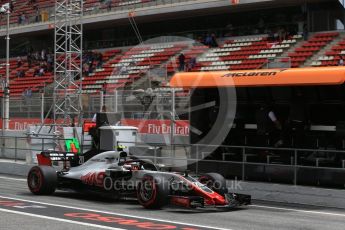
[17, 191, 251, 213]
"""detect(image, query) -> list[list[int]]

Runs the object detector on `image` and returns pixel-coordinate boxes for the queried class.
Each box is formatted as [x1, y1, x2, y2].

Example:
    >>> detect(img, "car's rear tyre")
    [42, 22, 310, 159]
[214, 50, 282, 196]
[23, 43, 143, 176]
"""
[137, 174, 169, 209]
[198, 172, 227, 195]
[27, 166, 57, 195]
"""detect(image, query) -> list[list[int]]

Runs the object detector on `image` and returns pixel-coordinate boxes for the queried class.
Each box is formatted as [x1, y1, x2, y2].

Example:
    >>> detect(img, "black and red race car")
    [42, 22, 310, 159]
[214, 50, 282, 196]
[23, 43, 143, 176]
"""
[27, 150, 251, 209]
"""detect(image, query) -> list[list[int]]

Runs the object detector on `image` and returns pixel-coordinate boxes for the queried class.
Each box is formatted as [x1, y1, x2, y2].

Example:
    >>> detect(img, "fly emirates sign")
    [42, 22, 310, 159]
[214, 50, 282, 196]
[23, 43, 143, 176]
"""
[121, 119, 189, 136]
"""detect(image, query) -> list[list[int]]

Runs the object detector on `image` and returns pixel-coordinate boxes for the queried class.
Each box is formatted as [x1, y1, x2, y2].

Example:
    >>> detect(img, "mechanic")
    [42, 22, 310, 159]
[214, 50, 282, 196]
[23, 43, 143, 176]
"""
[283, 90, 309, 147]
[92, 105, 107, 122]
[255, 103, 283, 147]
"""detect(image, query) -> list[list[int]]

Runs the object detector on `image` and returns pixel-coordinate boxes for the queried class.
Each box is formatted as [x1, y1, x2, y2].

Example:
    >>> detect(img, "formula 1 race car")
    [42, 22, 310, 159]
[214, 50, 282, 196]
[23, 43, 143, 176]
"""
[27, 150, 251, 209]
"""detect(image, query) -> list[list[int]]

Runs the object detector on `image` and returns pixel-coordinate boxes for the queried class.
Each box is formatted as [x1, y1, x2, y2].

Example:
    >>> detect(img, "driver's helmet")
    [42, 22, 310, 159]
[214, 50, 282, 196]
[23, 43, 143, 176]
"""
[117, 145, 127, 151]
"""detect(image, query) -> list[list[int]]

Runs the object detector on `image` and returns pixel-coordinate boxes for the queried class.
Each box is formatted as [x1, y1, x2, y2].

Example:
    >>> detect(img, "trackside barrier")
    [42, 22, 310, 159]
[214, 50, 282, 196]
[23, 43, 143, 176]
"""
[0, 135, 79, 163]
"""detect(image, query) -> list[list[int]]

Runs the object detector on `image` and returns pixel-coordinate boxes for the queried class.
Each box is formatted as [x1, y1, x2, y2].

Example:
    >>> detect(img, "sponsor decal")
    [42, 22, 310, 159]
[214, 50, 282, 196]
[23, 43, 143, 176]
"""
[80, 172, 105, 187]
[121, 119, 189, 136]
[45, 152, 75, 161]
[1, 118, 190, 136]
[0, 200, 46, 209]
[222, 69, 287, 78]
[170, 196, 191, 208]
[64, 212, 178, 229]
[0, 198, 202, 229]
[0, 118, 67, 130]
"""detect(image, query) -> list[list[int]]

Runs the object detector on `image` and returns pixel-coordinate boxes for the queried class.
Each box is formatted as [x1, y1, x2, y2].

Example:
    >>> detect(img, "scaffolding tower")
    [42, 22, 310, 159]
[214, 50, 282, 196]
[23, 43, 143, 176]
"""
[54, 0, 83, 124]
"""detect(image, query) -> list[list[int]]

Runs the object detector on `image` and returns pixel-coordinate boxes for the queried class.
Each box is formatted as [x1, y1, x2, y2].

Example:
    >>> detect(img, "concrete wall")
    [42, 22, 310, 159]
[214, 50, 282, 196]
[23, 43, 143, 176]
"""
[0, 130, 28, 161]
[0, 126, 58, 162]
[228, 180, 345, 209]
[0, 160, 34, 177]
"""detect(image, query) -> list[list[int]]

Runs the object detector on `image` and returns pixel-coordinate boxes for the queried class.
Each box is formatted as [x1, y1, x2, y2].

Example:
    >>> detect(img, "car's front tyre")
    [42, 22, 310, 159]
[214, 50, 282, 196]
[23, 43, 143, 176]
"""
[198, 172, 227, 195]
[137, 174, 170, 209]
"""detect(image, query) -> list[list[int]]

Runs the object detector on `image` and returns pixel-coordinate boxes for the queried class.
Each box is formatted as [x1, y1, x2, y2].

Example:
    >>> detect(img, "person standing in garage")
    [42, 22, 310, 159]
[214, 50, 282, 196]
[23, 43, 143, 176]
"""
[255, 104, 283, 147]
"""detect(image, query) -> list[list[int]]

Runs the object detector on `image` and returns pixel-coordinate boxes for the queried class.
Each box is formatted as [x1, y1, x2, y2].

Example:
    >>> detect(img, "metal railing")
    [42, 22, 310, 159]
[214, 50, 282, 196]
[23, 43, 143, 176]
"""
[1, 89, 190, 120]
[0, 134, 71, 162]
[1, 134, 345, 188]
[119, 141, 345, 187]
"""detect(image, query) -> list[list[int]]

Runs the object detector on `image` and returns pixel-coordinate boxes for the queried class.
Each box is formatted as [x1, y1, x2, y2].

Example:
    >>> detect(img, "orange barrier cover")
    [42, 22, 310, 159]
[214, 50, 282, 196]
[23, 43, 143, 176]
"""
[170, 67, 345, 88]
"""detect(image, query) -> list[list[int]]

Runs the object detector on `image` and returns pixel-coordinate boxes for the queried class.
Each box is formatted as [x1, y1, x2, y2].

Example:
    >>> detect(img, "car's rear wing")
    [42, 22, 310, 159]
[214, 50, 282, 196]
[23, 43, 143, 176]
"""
[37, 150, 78, 167]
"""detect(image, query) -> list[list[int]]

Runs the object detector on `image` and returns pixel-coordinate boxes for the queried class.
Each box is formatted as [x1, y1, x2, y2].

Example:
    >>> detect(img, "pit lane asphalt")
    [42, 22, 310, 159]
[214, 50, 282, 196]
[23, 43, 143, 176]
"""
[1, 212, 107, 230]
[1, 174, 345, 230]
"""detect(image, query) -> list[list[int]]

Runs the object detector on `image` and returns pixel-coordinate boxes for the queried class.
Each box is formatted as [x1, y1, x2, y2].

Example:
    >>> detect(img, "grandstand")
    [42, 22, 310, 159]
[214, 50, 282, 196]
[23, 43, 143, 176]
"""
[0, 0, 343, 119]
[0, 0, 342, 96]
[0, 0, 156, 27]
[1, 31, 345, 97]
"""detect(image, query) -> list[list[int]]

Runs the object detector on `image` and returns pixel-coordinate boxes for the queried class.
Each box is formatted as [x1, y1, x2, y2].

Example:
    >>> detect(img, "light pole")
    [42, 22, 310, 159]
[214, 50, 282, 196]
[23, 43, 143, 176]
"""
[0, 3, 10, 157]
[1, 3, 10, 131]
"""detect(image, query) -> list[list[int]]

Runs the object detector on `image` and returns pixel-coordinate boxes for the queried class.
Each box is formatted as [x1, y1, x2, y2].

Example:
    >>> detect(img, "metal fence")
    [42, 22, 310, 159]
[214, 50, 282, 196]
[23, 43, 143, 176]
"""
[1, 134, 345, 188]
[2, 94, 49, 119]
[1, 89, 189, 120]
[0, 134, 72, 162]
[107, 140, 345, 188]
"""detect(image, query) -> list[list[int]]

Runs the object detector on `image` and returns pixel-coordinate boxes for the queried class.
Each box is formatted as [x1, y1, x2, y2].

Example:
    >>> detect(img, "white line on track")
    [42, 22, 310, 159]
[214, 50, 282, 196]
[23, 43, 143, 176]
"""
[0, 208, 125, 230]
[0, 176, 26, 182]
[0, 195, 229, 230]
[251, 205, 345, 218]
[2, 176, 345, 223]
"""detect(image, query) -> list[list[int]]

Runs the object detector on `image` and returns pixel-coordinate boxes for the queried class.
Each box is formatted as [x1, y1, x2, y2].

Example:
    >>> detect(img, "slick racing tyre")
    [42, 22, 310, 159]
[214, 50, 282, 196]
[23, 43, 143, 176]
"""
[27, 166, 57, 195]
[198, 172, 227, 195]
[137, 174, 170, 209]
